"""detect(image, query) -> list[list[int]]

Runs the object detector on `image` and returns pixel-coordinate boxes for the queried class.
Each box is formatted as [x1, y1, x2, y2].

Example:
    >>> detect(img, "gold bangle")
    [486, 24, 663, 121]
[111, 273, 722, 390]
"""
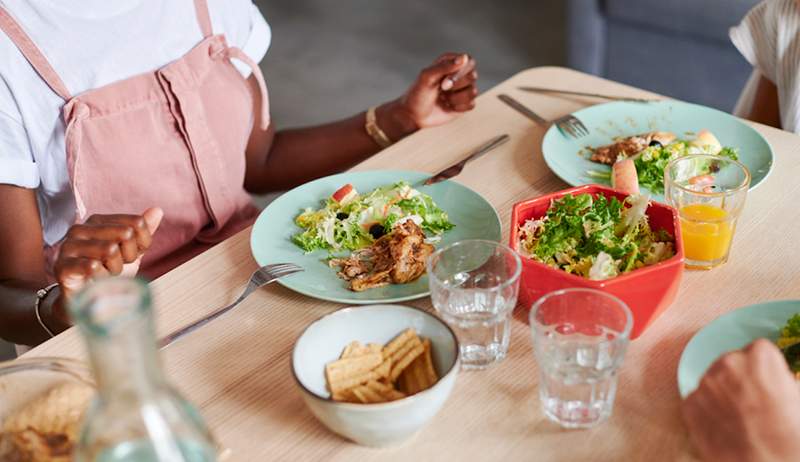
[365, 106, 393, 149]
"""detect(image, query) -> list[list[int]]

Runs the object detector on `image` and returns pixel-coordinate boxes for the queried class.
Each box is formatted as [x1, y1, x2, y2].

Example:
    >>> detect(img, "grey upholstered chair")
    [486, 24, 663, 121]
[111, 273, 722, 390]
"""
[566, 0, 760, 111]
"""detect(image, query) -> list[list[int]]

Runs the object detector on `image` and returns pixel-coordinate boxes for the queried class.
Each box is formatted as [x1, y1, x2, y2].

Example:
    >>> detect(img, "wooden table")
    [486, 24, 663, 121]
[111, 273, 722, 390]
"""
[22, 67, 800, 461]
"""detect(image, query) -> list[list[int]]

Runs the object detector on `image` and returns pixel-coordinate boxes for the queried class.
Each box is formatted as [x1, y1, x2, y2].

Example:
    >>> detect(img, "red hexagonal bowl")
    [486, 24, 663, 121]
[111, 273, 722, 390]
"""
[510, 184, 684, 339]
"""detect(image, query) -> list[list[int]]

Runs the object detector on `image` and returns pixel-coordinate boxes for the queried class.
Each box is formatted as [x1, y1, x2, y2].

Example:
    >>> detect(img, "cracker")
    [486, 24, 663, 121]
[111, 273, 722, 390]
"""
[400, 338, 438, 394]
[340, 341, 363, 359]
[383, 329, 417, 358]
[389, 341, 425, 382]
[351, 383, 385, 404]
[341, 342, 383, 359]
[325, 352, 383, 394]
[351, 381, 406, 403]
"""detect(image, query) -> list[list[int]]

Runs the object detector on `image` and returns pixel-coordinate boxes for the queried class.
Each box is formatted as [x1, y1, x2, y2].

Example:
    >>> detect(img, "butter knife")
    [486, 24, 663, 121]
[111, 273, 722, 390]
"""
[424, 134, 510, 185]
[517, 86, 657, 103]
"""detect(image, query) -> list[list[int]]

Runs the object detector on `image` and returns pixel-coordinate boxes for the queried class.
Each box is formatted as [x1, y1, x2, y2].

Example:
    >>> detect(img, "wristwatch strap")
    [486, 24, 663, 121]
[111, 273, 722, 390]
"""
[365, 106, 393, 149]
[35, 283, 59, 338]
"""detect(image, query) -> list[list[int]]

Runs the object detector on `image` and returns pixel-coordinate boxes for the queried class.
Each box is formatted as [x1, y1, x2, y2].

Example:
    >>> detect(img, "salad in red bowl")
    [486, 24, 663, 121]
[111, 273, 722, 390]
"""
[510, 184, 685, 339]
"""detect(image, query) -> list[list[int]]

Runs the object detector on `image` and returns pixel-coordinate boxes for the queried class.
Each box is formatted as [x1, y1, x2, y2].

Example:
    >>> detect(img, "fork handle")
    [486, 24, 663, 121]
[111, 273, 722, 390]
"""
[158, 280, 262, 349]
[497, 94, 548, 126]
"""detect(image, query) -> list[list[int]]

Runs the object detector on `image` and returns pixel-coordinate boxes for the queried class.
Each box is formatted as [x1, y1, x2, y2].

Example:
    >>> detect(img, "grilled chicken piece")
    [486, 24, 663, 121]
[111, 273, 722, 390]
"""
[330, 220, 434, 291]
[590, 131, 676, 165]
[389, 221, 435, 284]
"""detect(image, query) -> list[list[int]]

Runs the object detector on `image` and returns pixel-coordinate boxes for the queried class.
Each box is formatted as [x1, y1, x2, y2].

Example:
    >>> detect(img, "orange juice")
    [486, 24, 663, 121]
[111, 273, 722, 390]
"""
[679, 204, 734, 263]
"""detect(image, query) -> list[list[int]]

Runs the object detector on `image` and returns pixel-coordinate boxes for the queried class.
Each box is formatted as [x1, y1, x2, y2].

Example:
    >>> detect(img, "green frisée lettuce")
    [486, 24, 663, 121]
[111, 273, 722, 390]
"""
[633, 141, 738, 194]
[293, 181, 454, 253]
[516, 193, 675, 280]
[585, 130, 739, 194]
[777, 314, 800, 375]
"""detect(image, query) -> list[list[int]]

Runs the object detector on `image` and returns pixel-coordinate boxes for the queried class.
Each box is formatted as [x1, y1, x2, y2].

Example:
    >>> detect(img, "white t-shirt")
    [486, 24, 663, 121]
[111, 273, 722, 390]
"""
[730, 0, 800, 133]
[0, 0, 271, 246]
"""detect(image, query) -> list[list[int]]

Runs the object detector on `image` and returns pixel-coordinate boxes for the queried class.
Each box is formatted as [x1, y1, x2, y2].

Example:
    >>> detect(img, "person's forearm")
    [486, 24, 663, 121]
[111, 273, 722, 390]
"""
[0, 278, 64, 346]
[747, 74, 781, 128]
[244, 100, 417, 193]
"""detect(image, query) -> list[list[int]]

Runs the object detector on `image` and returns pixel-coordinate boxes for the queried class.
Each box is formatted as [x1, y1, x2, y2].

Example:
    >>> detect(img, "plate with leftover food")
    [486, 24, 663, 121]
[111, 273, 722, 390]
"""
[677, 300, 800, 397]
[250, 170, 502, 304]
[541, 100, 773, 202]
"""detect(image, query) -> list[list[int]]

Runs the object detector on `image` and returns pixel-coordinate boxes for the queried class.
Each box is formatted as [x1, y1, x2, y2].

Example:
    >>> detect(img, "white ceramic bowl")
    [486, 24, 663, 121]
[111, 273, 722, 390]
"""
[292, 304, 460, 447]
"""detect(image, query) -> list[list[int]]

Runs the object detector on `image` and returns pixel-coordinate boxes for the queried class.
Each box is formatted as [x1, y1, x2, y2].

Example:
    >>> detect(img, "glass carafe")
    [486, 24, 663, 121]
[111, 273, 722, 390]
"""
[70, 277, 217, 462]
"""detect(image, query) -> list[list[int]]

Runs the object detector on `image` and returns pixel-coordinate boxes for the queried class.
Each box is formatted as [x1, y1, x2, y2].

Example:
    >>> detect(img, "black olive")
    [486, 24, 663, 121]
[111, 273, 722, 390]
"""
[336, 212, 349, 220]
[369, 224, 386, 239]
[649, 140, 662, 147]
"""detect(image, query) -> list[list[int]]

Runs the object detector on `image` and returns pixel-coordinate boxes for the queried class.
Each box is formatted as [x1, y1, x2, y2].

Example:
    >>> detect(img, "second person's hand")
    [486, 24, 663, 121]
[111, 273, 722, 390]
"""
[682, 339, 800, 462]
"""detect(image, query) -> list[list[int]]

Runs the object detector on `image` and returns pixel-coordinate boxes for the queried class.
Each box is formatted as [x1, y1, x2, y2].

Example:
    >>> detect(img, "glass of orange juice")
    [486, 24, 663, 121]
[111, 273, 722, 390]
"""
[665, 154, 751, 269]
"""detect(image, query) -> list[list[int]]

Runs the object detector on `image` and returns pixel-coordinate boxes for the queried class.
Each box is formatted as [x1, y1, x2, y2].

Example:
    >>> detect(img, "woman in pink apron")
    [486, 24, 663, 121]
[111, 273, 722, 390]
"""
[0, 0, 478, 347]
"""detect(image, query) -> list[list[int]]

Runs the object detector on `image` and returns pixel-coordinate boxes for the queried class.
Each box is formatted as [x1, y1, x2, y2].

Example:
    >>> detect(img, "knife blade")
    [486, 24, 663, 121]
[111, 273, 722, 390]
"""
[424, 134, 510, 185]
[517, 86, 657, 103]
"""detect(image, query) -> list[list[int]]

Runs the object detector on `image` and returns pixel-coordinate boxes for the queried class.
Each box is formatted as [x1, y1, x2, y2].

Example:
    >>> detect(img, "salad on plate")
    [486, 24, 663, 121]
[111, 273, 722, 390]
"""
[587, 129, 739, 195]
[293, 181, 453, 253]
[516, 192, 675, 280]
[777, 314, 800, 379]
[293, 181, 454, 291]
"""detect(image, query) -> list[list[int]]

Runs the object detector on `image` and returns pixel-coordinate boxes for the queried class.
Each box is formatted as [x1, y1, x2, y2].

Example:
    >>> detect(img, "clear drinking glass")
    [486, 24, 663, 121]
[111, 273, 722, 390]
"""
[70, 278, 217, 462]
[427, 240, 522, 370]
[664, 154, 751, 269]
[530, 288, 632, 429]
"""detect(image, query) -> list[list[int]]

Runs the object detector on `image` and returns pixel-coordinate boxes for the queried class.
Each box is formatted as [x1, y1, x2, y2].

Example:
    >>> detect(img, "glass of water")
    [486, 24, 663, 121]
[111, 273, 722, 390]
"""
[427, 240, 522, 370]
[530, 288, 632, 429]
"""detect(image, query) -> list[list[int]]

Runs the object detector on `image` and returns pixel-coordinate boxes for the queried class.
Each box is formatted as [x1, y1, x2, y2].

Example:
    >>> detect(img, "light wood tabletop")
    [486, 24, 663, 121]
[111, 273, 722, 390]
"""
[21, 67, 800, 461]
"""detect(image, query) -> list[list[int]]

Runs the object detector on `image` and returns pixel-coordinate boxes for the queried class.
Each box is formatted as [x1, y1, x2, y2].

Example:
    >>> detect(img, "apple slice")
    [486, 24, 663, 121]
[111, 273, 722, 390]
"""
[612, 158, 639, 195]
[332, 184, 358, 204]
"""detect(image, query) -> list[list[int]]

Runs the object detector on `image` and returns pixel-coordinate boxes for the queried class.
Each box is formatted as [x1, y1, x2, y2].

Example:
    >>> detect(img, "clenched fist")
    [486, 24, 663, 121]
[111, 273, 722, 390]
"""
[49, 207, 163, 327]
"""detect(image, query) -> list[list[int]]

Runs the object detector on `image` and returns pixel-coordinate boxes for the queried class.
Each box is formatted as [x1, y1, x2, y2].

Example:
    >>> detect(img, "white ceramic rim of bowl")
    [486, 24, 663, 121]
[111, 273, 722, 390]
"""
[529, 287, 634, 341]
[426, 239, 523, 292]
[0, 356, 95, 387]
[291, 304, 461, 409]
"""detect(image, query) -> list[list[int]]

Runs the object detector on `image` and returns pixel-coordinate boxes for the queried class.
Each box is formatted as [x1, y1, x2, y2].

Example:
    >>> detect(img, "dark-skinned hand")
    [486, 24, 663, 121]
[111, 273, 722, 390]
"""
[49, 207, 163, 328]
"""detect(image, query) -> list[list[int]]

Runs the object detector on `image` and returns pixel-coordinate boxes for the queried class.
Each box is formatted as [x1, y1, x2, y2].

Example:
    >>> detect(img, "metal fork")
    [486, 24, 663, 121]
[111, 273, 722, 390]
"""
[158, 263, 304, 349]
[497, 93, 589, 139]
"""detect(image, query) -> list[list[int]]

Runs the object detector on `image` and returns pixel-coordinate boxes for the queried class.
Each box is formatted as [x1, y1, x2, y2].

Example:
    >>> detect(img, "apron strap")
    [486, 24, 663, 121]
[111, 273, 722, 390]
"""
[193, 0, 213, 38]
[0, 8, 71, 100]
[225, 47, 270, 130]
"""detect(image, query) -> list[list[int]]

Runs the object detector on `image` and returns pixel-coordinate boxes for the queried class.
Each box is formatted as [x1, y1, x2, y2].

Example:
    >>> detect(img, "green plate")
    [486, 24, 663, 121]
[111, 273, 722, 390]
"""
[250, 170, 502, 304]
[677, 300, 800, 397]
[541, 100, 774, 202]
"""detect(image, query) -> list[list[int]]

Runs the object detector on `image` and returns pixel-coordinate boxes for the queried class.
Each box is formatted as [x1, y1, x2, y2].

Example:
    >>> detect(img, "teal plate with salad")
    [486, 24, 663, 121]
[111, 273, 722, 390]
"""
[541, 100, 773, 202]
[677, 300, 800, 397]
[250, 170, 502, 304]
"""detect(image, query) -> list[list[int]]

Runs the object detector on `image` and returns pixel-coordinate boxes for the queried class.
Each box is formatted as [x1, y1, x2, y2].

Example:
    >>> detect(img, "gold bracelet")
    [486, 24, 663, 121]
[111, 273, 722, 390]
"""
[365, 106, 393, 149]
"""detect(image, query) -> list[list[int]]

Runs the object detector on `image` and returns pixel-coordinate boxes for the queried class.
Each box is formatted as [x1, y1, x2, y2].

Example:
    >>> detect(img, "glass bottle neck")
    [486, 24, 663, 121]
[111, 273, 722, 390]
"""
[85, 317, 165, 398]
[71, 278, 166, 399]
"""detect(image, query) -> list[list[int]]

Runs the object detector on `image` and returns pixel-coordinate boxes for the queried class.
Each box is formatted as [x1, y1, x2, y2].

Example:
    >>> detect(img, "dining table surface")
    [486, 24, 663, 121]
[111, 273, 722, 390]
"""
[21, 66, 800, 461]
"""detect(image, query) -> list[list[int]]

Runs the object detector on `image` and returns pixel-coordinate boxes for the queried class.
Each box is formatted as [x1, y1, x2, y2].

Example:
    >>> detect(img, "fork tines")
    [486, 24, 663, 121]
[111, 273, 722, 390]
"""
[556, 115, 590, 139]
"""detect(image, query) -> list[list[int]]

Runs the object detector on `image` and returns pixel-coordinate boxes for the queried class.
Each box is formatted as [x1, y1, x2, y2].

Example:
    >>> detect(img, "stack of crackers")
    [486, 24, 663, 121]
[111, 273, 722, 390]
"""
[325, 328, 439, 404]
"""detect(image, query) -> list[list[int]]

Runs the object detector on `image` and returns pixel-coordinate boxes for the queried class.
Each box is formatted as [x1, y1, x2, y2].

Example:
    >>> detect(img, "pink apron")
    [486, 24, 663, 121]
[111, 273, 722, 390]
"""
[0, 0, 269, 279]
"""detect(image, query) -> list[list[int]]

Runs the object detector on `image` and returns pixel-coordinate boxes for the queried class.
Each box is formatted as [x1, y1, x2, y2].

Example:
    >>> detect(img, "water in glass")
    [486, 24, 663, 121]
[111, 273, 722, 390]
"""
[427, 240, 522, 370]
[530, 289, 632, 429]
[439, 292, 513, 367]
[537, 330, 621, 428]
